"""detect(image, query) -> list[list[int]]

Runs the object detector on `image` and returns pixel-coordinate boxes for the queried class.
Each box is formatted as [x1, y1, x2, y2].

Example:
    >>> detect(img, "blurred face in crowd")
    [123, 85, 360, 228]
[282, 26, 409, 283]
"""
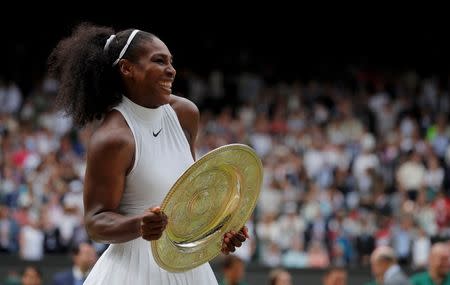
[274, 271, 292, 285]
[370, 247, 395, 280]
[74, 243, 98, 273]
[224, 259, 245, 283]
[430, 243, 450, 278]
[0, 206, 8, 219]
[21, 266, 42, 285]
[370, 257, 387, 280]
[324, 269, 347, 285]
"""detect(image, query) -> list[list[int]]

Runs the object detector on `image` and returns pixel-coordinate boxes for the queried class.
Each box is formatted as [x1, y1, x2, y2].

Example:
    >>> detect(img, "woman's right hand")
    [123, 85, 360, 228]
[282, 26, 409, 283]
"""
[140, 207, 168, 241]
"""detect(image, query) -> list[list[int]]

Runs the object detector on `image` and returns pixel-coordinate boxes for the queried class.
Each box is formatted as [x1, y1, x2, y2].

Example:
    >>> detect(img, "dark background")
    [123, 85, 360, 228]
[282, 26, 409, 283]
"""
[1, 11, 449, 96]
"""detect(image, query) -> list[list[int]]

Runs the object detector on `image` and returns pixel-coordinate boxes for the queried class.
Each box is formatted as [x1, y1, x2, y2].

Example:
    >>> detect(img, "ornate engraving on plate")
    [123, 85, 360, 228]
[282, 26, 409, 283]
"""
[151, 144, 263, 272]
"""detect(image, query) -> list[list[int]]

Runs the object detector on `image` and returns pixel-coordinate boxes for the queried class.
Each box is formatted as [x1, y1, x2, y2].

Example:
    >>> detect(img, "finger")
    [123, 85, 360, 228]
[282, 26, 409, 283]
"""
[141, 230, 164, 239]
[234, 233, 247, 242]
[222, 242, 231, 253]
[224, 239, 236, 251]
[150, 206, 161, 213]
[142, 223, 166, 232]
[162, 213, 168, 224]
[240, 226, 250, 239]
[142, 213, 164, 223]
[221, 247, 229, 255]
[141, 223, 166, 233]
[142, 233, 163, 241]
[224, 232, 233, 239]
[141, 226, 165, 235]
[230, 236, 242, 247]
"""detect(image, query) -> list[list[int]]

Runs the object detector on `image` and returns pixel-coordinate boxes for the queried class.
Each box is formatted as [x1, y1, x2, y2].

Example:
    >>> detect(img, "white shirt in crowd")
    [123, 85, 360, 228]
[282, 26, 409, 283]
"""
[20, 225, 44, 261]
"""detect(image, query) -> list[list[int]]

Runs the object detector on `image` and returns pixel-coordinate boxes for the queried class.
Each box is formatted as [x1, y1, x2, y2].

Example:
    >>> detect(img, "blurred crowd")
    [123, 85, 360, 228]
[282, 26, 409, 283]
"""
[1, 68, 450, 272]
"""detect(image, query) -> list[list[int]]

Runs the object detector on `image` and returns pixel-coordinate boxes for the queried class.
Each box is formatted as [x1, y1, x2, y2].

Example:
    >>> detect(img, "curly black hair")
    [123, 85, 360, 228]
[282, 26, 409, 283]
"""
[48, 23, 155, 127]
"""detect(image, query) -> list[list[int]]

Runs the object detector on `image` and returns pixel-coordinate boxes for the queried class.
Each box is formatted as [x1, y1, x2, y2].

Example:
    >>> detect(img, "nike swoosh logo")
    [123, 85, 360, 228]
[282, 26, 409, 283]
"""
[153, 128, 162, 137]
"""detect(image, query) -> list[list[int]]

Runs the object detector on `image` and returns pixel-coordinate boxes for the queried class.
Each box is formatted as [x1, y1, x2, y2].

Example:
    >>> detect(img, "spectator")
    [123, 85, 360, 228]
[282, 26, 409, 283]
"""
[281, 236, 309, 268]
[268, 268, 292, 285]
[0, 206, 19, 253]
[19, 217, 44, 261]
[323, 267, 347, 285]
[51, 242, 97, 285]
[0, 79, 23, 115]
[411, 227, 431, 270]
[356, 217, 376, 266]
[3, 269, 21, 285]
[392, 216, 414, 265]
[410, 242, 450, 285]
[370, 246, 411, 285]
[21, 266, 43, 285]
[308, 241, 330, 268]
[219, 255, 247, 285]
[396, 152, 426, 201]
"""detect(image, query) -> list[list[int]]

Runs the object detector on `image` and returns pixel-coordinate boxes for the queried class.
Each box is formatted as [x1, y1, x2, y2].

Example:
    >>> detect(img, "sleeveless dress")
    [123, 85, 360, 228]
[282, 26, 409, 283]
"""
[84, 96, 218, 284]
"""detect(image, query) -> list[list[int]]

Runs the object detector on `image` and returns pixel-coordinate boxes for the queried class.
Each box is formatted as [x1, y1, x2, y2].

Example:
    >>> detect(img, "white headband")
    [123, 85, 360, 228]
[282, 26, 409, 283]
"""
[104, 29, 140, 67]
[103, 35, 116, 51]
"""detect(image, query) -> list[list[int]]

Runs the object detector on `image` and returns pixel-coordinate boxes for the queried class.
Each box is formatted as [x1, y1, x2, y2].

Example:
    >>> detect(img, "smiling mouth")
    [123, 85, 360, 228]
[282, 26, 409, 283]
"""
[159, 81, 172, 91]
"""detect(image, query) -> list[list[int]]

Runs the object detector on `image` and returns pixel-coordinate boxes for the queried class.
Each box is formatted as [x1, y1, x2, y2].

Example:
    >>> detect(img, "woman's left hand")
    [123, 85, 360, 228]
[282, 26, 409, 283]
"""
[221, 226, 249, 254]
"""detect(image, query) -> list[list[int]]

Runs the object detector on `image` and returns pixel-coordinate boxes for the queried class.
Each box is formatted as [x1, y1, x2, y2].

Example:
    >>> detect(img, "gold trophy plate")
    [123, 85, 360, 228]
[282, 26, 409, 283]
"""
[151, 144, 263, 272]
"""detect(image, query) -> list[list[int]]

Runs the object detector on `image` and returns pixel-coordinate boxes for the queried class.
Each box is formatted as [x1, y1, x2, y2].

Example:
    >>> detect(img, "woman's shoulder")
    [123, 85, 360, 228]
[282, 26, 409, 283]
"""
[169, 95, 199, 118]
[168, 95, 199, 146]
[87, 110, 135, 155]
[170, 95, 199, 115]
[169, 95, 199, 122]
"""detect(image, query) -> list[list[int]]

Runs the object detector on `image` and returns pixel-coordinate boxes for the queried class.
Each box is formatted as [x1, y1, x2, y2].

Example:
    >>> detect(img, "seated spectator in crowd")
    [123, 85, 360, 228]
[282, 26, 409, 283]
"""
[410, 242, 450, 285]
[308, 241, 330, 268]
[219, 255, 247, 285]
[51, 242, 97, 285]
[370, 246, 411, 285]
[21, 266, 42, 285]
[3, 270, 21, 285]
[281, 236, 309, 268]
[323, 267, 347, 285]
[412, 227, 431, 270]
[0, 206, 19, 253]
[268, 268, 292, 285]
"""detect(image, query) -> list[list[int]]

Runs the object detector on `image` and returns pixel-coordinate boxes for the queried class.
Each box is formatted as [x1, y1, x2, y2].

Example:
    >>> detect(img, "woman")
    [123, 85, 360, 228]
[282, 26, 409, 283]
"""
[48, 23, 248, 284]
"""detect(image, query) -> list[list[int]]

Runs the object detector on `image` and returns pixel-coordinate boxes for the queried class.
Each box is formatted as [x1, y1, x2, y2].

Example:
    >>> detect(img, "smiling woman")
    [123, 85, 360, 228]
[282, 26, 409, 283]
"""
[47, 23, 248, 285]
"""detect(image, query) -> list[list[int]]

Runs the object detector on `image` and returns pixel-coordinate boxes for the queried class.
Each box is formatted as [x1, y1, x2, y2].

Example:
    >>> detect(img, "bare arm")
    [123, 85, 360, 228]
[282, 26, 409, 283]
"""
[84, 114, 166, 243]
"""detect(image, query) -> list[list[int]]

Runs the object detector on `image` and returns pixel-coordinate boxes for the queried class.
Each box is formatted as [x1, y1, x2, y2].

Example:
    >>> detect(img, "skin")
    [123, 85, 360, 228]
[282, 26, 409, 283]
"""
[84, 36, 246, 253]
[223, 260, 245, 284]
[323, 270, 347, 285]
[74, 243, 98, 274]
[274, 271, 293, 285]
[370, 246, 396, 283]
[428, 243, 450, 284]
[22, 267, 42, 285]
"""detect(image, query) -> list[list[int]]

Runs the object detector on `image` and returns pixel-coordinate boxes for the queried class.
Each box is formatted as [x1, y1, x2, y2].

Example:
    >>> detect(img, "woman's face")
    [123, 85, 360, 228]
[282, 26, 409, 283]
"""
[125, 37, 176, 107]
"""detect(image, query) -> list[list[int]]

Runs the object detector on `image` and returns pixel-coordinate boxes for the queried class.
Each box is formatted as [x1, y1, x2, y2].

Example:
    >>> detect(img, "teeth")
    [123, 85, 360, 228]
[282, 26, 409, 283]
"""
[160, 82, 172, 88]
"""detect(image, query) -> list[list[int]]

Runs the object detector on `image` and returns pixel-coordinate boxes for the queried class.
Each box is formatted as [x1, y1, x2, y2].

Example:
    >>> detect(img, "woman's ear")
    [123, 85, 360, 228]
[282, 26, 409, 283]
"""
[119, 59, 133, 78]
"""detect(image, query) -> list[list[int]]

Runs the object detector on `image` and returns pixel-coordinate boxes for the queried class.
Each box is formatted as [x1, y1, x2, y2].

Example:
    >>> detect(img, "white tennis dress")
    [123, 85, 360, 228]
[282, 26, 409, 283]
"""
[84, 96, 218, 284]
